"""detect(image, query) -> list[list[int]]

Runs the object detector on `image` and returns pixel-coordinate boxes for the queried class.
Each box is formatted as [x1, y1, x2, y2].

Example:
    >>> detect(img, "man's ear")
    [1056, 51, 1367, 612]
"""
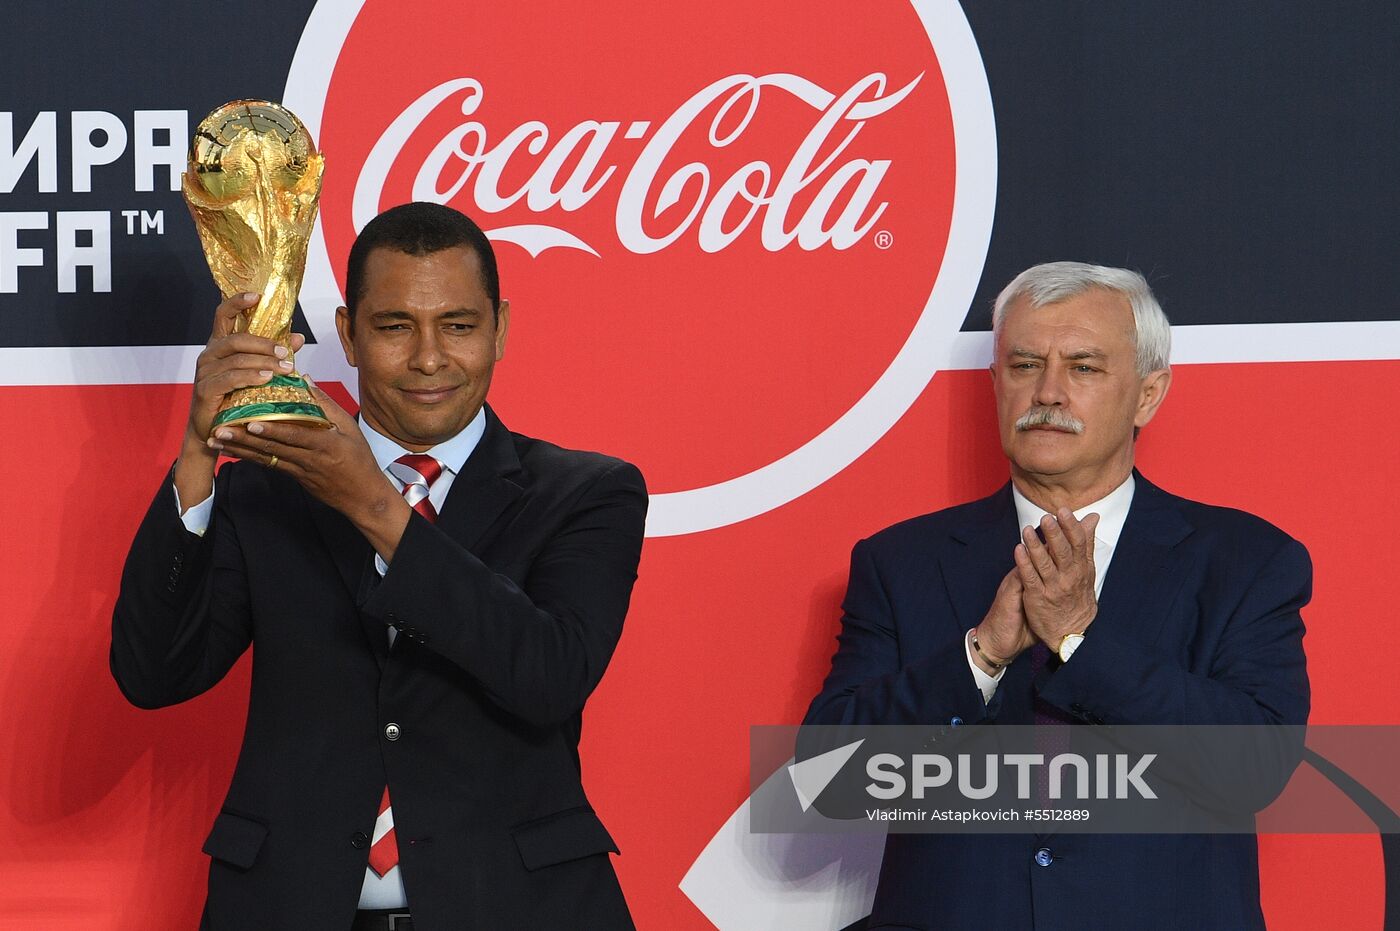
[494, 299, 511, 362]
[334, 305, 358, 367]
[1134, 367, 1172, 428]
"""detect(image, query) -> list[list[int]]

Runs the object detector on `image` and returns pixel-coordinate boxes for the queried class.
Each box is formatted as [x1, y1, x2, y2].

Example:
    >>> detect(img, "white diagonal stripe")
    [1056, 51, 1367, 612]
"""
[401, 482, 431, 509]
[372, 804, 394, 845]
[386, 460, 428, 487]
[387, 459, 440, 511]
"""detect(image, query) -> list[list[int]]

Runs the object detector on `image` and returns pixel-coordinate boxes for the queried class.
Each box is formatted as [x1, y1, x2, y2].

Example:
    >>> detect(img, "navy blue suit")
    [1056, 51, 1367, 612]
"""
[804, 473, 1310, 930]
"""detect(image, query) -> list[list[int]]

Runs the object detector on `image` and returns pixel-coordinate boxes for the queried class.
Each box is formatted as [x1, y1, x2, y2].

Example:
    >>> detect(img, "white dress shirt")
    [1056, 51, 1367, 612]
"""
[175, 408, 488, 910]
[965, 473, 1136, 702]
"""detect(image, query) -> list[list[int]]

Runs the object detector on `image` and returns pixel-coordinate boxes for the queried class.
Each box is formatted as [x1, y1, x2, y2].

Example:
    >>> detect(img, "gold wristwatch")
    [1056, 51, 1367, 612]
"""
[1057, 632, 1086, 662]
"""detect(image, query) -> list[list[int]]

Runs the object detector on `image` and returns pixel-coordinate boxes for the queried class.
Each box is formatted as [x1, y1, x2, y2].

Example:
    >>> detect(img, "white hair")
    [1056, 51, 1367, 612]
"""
[991, 262, 1172, 376]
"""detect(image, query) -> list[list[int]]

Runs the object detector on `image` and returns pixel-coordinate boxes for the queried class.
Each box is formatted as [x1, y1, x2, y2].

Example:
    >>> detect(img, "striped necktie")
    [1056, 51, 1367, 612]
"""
[388, 454, 445, 522]
[367, 453, 444, 878]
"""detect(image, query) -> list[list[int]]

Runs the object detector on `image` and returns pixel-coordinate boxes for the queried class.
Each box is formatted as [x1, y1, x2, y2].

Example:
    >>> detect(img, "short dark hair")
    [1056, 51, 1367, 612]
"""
[344, 201, 500, 323]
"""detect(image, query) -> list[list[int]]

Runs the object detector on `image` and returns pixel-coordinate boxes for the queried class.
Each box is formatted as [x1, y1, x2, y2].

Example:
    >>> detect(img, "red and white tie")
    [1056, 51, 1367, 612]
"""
[367, 454, 445, 877]
[367, 785, 399, 878]
[388, 454, 445, 522]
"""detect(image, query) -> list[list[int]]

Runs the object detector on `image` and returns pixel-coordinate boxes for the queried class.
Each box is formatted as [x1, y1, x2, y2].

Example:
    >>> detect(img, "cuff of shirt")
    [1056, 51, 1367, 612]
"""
[964, 628, 1006, 704]
[372, 553, 397, 647]
[174, 482, 214, 537]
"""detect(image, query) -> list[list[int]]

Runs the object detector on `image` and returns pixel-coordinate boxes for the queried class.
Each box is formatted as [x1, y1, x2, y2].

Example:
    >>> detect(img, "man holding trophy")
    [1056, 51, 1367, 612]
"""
[111, 103, 646, 930]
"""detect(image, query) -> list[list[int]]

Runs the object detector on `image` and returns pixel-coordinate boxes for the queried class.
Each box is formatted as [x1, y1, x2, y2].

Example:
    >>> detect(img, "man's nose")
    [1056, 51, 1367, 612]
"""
[1032, 366, 1068, 407]
[410, 330, 445, 374]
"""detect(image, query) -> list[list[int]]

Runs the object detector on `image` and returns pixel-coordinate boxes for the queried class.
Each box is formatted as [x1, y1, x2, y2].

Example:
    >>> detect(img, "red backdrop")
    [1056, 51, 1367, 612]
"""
[1, 360, 1395, 927]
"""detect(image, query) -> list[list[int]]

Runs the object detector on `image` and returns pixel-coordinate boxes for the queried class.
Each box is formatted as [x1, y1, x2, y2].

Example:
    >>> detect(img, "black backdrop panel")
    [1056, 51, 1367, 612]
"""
[0, 0, 317, 348]
[962, 1, 1400, 328]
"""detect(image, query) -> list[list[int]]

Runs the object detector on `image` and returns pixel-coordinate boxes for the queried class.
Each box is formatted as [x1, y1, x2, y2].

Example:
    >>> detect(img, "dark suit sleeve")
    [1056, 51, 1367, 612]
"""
[361, 460, 647, 729]
[110, 467, 254, 709]
[1040, 536, 1311, 810]
[1041, 536, 1310, 727]
[803, 539, 989, 728]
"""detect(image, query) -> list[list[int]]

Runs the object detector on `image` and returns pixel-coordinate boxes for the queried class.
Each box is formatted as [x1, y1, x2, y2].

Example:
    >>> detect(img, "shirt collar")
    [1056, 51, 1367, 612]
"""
[1011, 472, 1136, 551]
[358, 406, 488, 478]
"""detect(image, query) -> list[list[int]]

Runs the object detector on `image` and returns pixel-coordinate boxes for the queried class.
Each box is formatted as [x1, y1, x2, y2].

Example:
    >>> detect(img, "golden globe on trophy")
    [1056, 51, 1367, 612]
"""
[182, 100, 328, 430]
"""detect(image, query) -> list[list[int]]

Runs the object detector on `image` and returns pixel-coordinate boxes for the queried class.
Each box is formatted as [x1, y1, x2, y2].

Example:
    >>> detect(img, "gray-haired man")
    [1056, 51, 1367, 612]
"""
[805, 262, 1309, 930]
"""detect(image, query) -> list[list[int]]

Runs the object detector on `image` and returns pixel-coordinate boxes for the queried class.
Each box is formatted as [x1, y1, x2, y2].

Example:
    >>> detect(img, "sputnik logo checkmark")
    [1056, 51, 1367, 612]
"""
[788, 739, 866, 812]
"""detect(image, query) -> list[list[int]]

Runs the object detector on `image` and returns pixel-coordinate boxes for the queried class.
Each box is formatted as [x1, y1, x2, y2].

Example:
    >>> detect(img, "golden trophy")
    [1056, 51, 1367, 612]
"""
[183, 100, 328, 429]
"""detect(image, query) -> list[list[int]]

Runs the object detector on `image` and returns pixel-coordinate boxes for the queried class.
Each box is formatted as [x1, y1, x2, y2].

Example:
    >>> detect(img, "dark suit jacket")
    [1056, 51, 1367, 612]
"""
[804, 473, 1310, 931]
[111, 406, 647, 931]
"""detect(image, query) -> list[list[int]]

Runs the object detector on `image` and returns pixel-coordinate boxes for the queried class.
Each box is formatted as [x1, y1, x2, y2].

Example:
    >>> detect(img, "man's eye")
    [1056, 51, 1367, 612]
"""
[446, 323, 474, 332]
[1073, 365, 1098, 373]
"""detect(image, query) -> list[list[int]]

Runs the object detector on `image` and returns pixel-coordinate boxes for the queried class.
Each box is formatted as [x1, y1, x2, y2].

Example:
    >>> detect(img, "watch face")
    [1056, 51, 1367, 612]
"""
[1059, 634, 1085, 662]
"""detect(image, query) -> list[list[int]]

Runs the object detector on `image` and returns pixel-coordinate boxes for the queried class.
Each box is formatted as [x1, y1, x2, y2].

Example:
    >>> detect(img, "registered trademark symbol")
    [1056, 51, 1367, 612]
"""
[874, 230, 893, 250]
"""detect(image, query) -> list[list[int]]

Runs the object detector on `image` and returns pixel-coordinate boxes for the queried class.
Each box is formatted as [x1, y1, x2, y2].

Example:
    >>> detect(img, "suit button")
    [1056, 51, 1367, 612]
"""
[351, 832, 368, 849]
[385, 723, 400, 741]
[950, 716, 963, 726]
[1034, 847, 1054, 867]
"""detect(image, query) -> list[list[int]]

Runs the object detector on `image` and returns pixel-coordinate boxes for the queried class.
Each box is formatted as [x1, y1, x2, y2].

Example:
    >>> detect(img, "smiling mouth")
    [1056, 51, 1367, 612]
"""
[399, 386, 460, 403]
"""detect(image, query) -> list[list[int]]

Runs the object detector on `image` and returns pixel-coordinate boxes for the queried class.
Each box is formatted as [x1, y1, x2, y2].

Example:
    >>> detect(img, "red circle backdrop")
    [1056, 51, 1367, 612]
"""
[319, 0, 955, 494]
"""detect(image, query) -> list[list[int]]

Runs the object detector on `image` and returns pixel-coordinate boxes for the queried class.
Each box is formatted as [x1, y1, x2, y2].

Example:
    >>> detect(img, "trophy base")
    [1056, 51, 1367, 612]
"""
[212, 373, 330, 430]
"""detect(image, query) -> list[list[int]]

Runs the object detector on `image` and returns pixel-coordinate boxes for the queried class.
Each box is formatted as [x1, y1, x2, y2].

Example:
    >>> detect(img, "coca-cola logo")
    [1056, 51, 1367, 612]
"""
[286, 0, 996, 536]
[353, 71, 923, 258]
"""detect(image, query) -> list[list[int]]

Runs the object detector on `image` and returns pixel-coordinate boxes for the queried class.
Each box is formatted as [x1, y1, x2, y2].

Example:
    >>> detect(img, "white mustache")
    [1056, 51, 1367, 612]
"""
[1015, 407, 1085, 433]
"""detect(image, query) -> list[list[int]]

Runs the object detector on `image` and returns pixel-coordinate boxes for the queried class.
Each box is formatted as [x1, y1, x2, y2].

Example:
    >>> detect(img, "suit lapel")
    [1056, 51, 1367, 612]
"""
[304, 488, 387, 668]
[306, 493, 375, 601]
[434, 406, 524, 554]
[1093, 472, 1194, 648]
[940, 484, 1020, 634]
[939, 485, 1043, 721]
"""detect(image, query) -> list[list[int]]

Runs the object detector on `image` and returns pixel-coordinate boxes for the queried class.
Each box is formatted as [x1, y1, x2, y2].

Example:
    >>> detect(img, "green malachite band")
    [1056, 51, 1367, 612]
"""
[213, 401, 326, 426]
[212, 372, 328, 428]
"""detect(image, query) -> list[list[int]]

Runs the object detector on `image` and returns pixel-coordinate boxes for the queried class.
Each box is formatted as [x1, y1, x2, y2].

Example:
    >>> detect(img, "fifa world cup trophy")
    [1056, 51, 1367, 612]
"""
[182, 100, 328, 429]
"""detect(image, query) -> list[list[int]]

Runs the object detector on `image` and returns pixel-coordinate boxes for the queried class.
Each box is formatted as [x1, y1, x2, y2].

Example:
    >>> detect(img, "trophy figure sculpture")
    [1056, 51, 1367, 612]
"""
[183, 100, 328, 429]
